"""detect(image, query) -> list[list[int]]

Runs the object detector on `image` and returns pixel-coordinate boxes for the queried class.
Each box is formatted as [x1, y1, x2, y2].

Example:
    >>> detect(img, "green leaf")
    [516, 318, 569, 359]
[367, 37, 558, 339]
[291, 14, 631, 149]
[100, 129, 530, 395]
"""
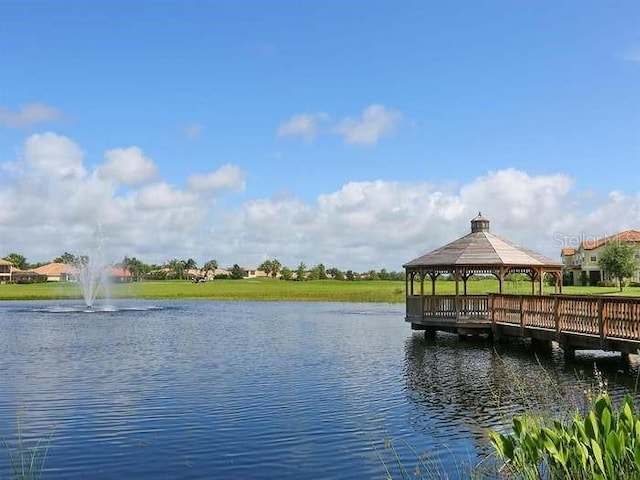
[621, 401, 634, 431]
[595, 396, 610, 417]
[513, 417, 523, 437]
[577, 442, 589, 469]
[606, 432, 622, 462]
[591, 439, 605, 473]
[489, 431, 515, 461]
[586, 411, 600, 441]
[601, 407, 612, 436]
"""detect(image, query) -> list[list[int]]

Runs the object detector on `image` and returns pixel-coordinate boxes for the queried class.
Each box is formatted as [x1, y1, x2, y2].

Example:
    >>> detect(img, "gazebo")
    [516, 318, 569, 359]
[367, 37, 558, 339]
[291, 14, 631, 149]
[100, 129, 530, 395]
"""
[403, 213, 563, 333]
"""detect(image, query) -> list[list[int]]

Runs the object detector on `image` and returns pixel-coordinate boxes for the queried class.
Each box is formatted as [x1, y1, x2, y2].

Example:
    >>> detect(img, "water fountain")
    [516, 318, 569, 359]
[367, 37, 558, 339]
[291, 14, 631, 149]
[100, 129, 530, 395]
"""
[73, 225, 112, 310]
[31, 225, 161, 314]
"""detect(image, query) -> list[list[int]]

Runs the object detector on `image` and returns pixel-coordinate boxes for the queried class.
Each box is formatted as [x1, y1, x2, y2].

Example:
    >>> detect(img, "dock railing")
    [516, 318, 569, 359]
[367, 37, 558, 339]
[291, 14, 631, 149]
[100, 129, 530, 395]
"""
[490, 294, 640, 342]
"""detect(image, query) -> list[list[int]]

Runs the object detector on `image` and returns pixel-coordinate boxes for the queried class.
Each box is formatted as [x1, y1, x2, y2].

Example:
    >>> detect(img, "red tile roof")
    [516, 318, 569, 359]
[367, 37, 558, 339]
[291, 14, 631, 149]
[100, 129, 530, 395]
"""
[108, 267, 132, 277]
[33, 262, 75, 276]
[582, 230, 640, 250]
[561, 247, 577, 256]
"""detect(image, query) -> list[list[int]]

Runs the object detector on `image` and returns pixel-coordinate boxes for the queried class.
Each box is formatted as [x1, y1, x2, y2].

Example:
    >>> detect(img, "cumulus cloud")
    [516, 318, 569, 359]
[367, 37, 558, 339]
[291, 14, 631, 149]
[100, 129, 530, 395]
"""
[133, 182, 197, 210]
[1, 132, 639, 272]
[218, 169, 640, 270]
[277, 112, 328, 142]
[0, 133, 241, 263]
[0, 103, 62, 127]
[333, 104, 402, 145]
[187, 164, 246, 194]
[22, 131, 86, 180]
[96, 147, 158, 185]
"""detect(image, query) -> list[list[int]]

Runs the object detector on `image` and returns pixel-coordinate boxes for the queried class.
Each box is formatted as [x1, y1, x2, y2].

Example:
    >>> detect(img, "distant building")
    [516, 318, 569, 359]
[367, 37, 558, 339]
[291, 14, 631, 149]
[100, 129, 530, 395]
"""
[32, 262, 76, 282]
[107, 267, 133, 282]
[240, 266, 267, 278]
[561, 230, 640, 285]
[0, 258, 13, 283]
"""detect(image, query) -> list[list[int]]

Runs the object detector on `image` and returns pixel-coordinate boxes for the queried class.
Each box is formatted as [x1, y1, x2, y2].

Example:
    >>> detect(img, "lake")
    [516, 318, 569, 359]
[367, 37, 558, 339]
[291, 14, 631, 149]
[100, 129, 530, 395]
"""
[0, 300, 638, 479]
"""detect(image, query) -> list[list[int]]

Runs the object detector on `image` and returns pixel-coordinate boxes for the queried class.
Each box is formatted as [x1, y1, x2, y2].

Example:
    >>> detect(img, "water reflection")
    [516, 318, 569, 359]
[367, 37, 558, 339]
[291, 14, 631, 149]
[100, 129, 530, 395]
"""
[404, 331, 640, 452]
[1, 300, 638, 479]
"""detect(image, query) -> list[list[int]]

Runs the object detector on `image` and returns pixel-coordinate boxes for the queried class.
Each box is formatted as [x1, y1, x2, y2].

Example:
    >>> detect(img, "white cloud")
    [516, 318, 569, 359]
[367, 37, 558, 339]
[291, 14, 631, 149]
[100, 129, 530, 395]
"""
[183, 123, 204, 139]
[22, 132, 86, 180]
[333, 104, 402, 145]
[0, 103, 62, 127]
[133, 182, 197, 210]
[96, 147, 158, 185]
[187, 164, 246, 194]
[277, 112, 328, 142]
[2, 132, 640, 272]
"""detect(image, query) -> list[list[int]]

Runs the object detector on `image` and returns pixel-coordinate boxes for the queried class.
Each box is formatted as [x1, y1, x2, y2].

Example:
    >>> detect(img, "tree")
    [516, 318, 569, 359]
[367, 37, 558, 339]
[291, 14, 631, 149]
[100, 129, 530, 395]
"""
[166, 259, 186, 279]
[54, 252, 77, 265]
[327, 267, 345, 281]
[203, 259, 218, 272]
[295, 262, 307, 281]
[258, 260, 273, 277]
[5, 253, 28, 270]
[270, 259, 281, 278]
[598, 240, 637, 292]
[121, 256, 147, 281]
[308, 263, 327, 280]
[280, 266, 293, 281]
[184, 258, 197, 271]
[230, 264, 244, 279]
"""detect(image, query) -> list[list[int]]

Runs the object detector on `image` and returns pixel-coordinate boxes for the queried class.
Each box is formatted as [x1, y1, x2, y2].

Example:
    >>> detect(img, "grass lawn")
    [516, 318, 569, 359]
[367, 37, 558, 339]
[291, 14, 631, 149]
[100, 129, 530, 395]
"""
[1, 277, 639, 303]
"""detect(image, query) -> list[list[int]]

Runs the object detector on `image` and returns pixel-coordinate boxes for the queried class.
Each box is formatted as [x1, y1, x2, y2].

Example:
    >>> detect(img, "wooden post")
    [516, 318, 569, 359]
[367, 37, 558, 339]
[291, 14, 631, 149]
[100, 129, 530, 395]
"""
[420, 271, 425, 320]
[539, 269, 544, 296]
[531, 273, 535, 295]
[598, 297, 605, 350]
[454, 268, 460, 320]
[520, 295, 526, 335]
[554, 295, 560, 333]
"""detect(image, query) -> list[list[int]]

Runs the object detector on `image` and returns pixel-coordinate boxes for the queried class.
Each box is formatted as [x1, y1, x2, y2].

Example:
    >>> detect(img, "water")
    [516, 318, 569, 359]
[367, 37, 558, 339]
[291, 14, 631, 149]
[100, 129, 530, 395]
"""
[0, 300, 638, 479]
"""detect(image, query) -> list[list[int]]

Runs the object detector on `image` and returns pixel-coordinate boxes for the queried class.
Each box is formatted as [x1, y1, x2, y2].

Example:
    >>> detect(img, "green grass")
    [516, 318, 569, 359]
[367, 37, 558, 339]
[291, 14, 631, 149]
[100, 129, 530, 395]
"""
[1, 278, 639, 303]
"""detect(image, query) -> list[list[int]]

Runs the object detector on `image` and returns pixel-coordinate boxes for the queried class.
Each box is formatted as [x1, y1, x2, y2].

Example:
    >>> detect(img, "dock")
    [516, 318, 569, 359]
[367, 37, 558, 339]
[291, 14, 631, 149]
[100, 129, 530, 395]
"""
[407, 293, 640, 358]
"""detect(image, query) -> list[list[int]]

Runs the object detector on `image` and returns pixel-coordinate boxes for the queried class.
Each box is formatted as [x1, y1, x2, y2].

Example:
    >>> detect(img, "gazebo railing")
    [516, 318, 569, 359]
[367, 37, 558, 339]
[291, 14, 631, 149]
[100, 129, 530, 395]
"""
[407, 294, 490, 319]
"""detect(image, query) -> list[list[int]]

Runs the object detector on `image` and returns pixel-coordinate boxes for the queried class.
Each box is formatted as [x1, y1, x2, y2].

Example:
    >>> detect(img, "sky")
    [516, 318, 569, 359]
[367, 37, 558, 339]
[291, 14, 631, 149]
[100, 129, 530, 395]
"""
[0, 0, 639, 271]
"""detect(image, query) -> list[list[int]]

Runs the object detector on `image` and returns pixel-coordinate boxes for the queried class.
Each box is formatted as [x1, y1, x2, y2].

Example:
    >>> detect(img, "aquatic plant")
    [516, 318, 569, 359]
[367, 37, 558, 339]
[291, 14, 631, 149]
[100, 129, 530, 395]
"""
[489, 391, 640, 479]
[2, 408, 54, 480]
[374, 435, 489, 479]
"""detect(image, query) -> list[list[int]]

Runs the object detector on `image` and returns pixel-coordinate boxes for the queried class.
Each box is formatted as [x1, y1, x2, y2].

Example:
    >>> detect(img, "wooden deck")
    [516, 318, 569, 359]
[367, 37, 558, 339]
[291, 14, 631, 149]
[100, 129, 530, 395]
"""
[406, 294, 640, 355]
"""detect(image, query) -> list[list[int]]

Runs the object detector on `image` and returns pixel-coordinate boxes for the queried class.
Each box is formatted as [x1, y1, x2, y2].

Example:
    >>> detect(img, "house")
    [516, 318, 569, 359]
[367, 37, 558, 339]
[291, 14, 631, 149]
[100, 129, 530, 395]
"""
[10, 268, 47, 284]
[32, 262, 76, 282]
[561, 230, 640, 286]
[240, 266, 267, 278]
[0, 258, 13, 283]
[107, 267, 133, 282]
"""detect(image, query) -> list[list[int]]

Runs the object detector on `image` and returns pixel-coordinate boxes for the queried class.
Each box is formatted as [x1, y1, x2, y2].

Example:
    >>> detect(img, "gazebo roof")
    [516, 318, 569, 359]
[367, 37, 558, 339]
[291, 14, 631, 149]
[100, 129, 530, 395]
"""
[403, 213, 563, 270]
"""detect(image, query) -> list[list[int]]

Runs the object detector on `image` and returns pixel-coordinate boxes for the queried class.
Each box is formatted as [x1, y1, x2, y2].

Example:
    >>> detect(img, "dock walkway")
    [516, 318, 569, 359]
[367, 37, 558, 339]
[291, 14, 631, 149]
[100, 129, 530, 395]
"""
[406, 293, 640, 357]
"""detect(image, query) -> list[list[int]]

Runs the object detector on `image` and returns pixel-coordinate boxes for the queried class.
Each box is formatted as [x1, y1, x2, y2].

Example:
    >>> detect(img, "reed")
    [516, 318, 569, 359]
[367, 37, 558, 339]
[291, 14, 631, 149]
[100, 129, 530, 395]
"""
[2, 408, 54, 480]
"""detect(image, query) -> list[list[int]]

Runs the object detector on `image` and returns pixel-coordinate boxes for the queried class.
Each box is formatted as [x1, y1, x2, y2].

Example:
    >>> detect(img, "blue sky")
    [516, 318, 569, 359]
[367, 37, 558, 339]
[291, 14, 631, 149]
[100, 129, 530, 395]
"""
[0, 1, 638, 270]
